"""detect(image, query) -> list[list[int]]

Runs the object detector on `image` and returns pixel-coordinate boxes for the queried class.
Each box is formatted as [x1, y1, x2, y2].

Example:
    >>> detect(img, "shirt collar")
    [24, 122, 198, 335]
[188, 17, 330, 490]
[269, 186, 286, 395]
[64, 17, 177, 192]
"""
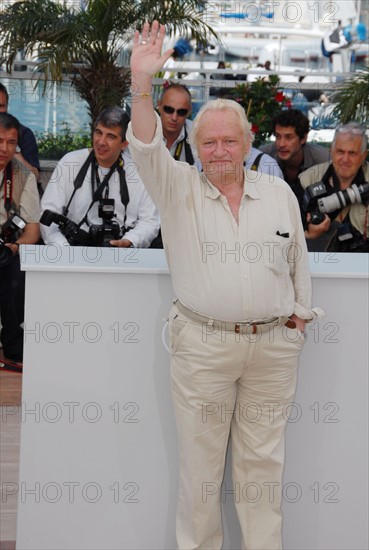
[163, 123, 187, 149]
[203, 169, 261, 200]
[243, 176, 260, 199]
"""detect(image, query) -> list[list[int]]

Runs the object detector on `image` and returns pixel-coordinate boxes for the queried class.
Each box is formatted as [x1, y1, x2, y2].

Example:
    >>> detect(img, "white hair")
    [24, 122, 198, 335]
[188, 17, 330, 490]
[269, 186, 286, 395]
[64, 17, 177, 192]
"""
[191, 99, 253, 151]
[333, 122, 368, 154]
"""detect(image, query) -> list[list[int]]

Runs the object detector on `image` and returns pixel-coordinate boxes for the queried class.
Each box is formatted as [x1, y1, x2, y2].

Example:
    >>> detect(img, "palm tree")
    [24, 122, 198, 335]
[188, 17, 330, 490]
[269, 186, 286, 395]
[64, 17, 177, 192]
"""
[0, 0, 217, 125]
[332, 63, 369, 124]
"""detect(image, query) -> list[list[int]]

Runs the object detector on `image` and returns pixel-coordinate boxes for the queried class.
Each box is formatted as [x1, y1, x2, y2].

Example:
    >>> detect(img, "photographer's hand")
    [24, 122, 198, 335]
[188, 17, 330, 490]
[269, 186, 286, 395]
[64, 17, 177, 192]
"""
[4, 223, 40, 253]
[5, 243, 20, 256]
[110, 238, 133, 248]
[304, 213, 331, 239]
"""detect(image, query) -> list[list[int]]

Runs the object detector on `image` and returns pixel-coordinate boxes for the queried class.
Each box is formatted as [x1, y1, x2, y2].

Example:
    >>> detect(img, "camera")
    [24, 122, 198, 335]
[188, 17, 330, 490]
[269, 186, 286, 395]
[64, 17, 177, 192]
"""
[318, 183, 369, 214]
[40, 199, 123, 247]
[0, 212, 27, 268]
[40, 210, 91, 246]
[301, 181, 327, 224]
[302, 181, 369, 225]
[89, 199, 122, 247]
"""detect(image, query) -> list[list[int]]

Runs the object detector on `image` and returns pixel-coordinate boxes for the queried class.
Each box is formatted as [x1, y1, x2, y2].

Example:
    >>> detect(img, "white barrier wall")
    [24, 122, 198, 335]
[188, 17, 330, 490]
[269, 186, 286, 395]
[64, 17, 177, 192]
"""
[14, 247, 368, 550]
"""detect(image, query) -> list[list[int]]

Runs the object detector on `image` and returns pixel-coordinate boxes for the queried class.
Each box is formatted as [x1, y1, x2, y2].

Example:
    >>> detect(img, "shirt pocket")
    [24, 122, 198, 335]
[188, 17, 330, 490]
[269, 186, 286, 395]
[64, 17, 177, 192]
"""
[262, 231, 294, 276]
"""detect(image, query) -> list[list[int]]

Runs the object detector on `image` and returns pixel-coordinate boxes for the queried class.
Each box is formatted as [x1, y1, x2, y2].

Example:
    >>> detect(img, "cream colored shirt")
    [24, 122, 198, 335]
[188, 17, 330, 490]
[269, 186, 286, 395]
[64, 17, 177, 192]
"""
[127, 115, 321, 322]
[0, 160, 40, 225]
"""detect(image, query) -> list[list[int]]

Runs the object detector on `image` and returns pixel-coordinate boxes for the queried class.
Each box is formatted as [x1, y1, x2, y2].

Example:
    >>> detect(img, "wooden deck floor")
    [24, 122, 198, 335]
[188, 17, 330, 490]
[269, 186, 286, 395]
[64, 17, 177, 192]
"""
[0, 370, 22, 549]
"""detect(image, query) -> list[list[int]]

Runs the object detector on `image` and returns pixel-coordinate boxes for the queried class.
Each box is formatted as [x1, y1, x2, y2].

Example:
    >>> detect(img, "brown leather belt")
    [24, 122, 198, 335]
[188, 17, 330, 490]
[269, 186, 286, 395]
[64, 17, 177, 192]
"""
[175, 301, 296, 334]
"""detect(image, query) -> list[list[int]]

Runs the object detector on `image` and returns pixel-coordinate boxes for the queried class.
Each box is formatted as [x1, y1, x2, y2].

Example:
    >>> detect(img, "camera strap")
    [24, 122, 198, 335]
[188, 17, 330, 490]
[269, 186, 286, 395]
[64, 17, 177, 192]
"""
[244, 152, 264, 171]
[64, 151, 130, 231]
[1, 162, 14, 214]
[90, 157, 122, 203]
[90, 157, 130, 230]
[63, 150, 95, 217]
[173, 126, 195, 165]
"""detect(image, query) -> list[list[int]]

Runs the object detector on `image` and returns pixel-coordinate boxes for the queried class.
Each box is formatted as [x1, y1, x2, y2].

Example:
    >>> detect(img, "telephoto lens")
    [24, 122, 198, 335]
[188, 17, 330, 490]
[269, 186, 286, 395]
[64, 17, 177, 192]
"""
[317, 183, 369, 213]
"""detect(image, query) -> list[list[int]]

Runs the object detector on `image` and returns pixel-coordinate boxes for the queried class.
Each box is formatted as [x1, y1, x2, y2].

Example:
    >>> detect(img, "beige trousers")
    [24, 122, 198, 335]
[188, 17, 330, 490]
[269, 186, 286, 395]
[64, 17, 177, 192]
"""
[169, 302, 305, 550]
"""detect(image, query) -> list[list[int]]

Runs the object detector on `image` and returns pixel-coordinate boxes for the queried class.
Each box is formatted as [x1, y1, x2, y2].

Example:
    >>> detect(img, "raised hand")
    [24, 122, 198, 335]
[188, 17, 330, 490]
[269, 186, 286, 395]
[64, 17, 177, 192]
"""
[305, 213, 331, 239]
[130, 21, 173, 143]
[131, 21, 174, 77]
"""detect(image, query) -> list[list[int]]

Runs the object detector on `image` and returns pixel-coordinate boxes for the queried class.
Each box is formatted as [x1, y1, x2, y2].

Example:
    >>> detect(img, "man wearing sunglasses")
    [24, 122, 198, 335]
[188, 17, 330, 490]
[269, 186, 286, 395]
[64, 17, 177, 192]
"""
[157, 83, 195, 165]
[149, 83, 196, 248]
[297, 121, 369, 252]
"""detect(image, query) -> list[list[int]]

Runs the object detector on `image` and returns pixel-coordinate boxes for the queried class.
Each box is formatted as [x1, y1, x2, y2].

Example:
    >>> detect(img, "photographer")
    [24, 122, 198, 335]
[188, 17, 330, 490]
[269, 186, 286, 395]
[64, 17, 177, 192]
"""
[297, 122, 369, 252]
[40, 106, 160, 248]
[0, 113, 40, 363]
[157, 83, 195, 164]
[0, 82, 40, 180]
[260, 109, 330, 193]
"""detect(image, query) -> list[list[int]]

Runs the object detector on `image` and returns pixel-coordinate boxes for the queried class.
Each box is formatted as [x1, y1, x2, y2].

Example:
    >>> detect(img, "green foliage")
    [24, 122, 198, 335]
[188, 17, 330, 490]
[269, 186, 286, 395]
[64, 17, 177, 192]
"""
[332, 65, 369, 124]
[36, 124, 91, 160]
[0, 0, 217, 124]
[231, 75, 292, 147]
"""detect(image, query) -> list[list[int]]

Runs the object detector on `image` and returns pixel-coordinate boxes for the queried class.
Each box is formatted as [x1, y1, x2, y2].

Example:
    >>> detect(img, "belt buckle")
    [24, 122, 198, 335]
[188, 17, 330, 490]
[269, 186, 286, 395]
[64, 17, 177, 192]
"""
[235, 322, 257, 335]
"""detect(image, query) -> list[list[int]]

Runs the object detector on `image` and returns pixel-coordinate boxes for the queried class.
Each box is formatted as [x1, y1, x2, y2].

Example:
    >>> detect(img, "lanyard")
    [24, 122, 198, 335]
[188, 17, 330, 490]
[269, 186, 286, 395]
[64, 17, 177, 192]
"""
[78, 156, 122, 229]
[173, 126, 194, 165]
[1, 162, 14, 214]
[174, 138, 184, 161]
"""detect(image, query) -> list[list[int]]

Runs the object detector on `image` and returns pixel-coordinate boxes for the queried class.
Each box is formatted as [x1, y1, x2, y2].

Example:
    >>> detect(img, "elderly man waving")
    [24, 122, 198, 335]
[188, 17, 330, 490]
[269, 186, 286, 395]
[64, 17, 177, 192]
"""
[128, 21, 323, 550]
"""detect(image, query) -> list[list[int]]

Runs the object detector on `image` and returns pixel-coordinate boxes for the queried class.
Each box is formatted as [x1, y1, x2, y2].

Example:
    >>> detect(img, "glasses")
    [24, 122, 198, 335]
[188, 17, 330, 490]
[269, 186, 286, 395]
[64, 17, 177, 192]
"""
[336, 125, 366, 135]
[163, 105, 189, 117]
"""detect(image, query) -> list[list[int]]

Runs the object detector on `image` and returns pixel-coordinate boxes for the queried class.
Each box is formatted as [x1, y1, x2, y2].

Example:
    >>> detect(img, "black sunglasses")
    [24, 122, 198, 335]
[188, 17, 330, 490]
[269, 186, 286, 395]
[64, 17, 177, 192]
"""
[163, 105, 189, 117]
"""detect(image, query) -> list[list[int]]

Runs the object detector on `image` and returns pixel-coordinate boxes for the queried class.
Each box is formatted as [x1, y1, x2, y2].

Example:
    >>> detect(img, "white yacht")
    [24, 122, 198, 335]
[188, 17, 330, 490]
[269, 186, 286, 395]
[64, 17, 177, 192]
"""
[202, 0, 368, 72]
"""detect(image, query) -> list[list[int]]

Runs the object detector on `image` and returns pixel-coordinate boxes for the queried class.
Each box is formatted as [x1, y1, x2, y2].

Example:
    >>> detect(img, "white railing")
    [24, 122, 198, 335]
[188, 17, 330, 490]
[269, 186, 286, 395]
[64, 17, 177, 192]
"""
[2, 63, 365, 134]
